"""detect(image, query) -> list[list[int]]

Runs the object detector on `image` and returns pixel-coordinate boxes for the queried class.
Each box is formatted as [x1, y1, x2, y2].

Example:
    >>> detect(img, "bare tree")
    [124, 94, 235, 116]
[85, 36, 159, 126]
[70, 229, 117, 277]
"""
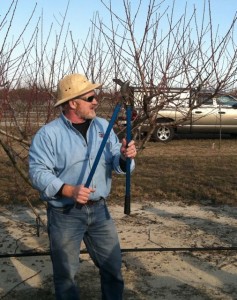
[0, 0, 115, 205]
[0, 0, 237, 203]
[90, 0, 237, 146]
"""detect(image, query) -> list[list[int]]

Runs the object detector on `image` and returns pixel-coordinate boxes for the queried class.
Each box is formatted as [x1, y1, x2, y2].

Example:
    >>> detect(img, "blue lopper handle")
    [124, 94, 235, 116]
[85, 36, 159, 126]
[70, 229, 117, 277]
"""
[85, 103, 122, 188]
[124, 105, 132, 215]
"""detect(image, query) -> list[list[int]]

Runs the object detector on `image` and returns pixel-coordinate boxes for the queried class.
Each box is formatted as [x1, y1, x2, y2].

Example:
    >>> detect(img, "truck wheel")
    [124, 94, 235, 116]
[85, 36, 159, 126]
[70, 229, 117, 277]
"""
[153, 125, 175, 142]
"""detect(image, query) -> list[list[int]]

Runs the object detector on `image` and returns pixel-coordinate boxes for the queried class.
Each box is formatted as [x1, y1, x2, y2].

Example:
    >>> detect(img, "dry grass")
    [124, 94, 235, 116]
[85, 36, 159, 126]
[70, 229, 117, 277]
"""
[0, 148, 38, 205]
[0, 137, 237, 206]
[111, 138, 237, 206]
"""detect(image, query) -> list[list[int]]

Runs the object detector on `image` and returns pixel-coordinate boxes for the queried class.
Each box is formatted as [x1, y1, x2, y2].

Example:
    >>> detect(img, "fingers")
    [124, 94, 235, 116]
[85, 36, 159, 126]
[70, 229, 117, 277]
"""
[120, 139, 137, 159]
[72, 185, 95, 204]
[126, 140, 137, 159]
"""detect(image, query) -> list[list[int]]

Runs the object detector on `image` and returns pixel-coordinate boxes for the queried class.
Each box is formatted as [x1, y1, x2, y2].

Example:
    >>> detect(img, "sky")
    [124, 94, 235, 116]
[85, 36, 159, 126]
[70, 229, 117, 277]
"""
[1, 0, 237, 87]
[1, 0, 237, 45]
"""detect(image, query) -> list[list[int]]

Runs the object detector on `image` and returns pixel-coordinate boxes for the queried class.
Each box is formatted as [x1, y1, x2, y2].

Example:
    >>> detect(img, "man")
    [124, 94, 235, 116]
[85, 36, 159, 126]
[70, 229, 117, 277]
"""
[29, 74, 137, 300]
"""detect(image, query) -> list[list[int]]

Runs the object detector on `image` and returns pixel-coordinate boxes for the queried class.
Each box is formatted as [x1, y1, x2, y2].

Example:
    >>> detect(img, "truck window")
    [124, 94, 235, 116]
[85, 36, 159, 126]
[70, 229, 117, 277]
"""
[216, 96, 237, 106]
[198, 96, 213, 106]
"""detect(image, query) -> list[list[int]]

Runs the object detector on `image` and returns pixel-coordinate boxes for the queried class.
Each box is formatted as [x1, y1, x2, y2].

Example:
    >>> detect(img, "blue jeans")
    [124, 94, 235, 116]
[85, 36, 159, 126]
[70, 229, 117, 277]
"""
[47, 200, 124, 300]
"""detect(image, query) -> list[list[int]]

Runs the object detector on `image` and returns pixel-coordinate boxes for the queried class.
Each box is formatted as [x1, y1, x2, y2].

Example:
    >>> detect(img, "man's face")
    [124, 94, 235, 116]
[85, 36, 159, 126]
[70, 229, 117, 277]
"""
[74, 91, 98, 120]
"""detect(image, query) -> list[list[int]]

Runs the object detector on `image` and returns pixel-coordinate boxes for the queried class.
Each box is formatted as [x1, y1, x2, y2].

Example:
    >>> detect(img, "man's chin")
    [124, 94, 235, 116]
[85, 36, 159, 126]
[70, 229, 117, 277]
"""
[86, 113, 96, 120]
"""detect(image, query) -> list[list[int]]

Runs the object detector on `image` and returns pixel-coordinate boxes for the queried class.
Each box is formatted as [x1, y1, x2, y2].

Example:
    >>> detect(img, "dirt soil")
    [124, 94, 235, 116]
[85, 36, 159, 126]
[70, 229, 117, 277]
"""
[0, 201, 237, 300]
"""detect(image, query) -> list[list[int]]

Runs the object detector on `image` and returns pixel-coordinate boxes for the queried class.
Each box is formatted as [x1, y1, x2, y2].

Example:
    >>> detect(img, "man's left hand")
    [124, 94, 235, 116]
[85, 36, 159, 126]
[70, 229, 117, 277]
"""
[120, 138, 137, 159]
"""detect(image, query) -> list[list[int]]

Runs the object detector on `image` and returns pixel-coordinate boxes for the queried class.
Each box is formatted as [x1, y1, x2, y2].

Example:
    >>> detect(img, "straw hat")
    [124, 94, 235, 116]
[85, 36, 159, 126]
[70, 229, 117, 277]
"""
[55, 74, 102, 107]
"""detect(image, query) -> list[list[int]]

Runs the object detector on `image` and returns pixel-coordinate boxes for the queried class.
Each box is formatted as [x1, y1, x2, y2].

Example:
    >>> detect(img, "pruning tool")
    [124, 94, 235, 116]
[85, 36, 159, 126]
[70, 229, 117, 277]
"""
[115, 79, 132, 215]
[84, 79, 132, 215]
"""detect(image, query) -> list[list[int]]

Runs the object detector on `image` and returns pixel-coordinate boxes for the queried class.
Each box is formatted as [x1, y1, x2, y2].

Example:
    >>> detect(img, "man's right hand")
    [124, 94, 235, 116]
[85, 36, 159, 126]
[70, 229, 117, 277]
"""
[62, 184, 95, 204]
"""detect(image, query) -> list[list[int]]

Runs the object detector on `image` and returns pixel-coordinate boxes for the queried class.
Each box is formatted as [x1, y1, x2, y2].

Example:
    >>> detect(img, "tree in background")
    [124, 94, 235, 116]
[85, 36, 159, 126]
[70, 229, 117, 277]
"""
[0, 0, 237, 203]
[93, 0, 237, 142]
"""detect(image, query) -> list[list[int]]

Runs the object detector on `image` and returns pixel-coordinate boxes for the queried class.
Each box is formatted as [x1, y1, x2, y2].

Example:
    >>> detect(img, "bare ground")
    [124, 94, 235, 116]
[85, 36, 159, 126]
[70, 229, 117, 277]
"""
[0, 201, 237, 300]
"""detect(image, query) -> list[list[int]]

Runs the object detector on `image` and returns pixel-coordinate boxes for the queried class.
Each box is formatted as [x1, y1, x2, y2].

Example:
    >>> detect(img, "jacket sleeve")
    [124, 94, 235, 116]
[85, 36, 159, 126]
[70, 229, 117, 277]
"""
[29, 131, 64, 199]
[109, 128, 135, 174]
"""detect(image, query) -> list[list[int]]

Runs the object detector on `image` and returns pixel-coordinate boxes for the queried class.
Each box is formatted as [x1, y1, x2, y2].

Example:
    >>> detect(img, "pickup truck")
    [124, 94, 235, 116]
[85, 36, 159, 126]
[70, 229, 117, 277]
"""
[140, 94, 237, 142]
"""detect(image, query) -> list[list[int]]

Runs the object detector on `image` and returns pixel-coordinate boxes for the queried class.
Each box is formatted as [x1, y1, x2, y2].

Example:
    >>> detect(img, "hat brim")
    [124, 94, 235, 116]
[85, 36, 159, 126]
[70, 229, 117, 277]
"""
[54, 82, 102, 107]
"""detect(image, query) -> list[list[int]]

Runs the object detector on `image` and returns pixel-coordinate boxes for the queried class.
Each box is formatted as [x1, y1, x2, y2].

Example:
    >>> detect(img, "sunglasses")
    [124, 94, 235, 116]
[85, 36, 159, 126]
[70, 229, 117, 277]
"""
[79, 95, 96, 103]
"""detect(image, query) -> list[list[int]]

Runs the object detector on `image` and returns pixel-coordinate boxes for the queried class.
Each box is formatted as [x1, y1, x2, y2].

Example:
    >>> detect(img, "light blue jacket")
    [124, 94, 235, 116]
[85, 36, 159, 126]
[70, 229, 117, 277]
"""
[29, 113, 135, 207]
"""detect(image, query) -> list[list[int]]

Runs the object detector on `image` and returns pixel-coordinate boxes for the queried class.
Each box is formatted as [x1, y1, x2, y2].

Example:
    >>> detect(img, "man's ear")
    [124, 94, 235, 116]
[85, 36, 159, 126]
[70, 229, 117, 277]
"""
[68, 99, 78, 109]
